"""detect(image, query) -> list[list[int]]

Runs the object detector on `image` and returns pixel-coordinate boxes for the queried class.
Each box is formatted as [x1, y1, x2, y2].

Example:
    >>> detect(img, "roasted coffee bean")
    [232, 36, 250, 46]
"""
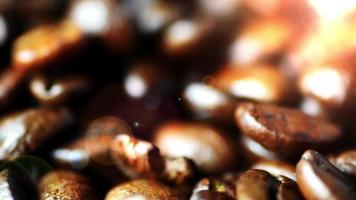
[0, 108, 72, 161]
[236, 169, 277, 200]
[229, 18, 293, 65]
[190, 190, 235, 200]
[162, 19, 215, 56]
[299, 61, 356, 117]
[296, 150, 356, 200]
[111, 134, 194, 185]
[68, 0, 134, 52]
[214, 65, 292, 103]
[154, 121, 238, 174]
[276, 176, 304, 200]
[192, 178, 235, 199]
[235, 102, 342, 155]
[183, 82, 236, 123]
[39, 170, 96, 200]
[0, 68, 26, 107]
[29, 73, 90, 105]
[12, 21, 83, 71]
[105, 179, 180, 200]
[0, 169, 38, 200]
[253, 160, 296, 181]
[328, 149, 356, 181]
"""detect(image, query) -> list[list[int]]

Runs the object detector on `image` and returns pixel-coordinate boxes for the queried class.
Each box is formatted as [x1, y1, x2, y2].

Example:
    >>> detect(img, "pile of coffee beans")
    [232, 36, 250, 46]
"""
[0, 0, 356, 199]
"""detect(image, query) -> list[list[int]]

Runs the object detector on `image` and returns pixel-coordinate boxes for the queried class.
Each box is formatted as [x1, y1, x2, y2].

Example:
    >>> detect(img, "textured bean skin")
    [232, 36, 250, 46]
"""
[39, 170, 96, 200]
[235, 102, 341, 155]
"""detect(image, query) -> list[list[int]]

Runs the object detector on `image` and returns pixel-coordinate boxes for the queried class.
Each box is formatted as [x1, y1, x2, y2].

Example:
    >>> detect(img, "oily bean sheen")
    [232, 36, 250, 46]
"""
[105, 179, 179, 200]
[276, 176, 304, 200]
[0, 108, 72, 161]
[236, 169, 277, 200]
[39, 170, 96, 200]
[190, 190, 235, 200]
[235, 102, 341, 155]
[296, 150, 356, 200]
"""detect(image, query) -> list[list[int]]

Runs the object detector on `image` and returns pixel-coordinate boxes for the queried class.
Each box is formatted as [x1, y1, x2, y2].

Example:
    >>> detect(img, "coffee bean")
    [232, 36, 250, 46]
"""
[154, 121, 238, 174]
[235, 102, 342, 155]
[236, 169, 277, 200]
[29, 73, 90, 105]
[228, 17, 295, 65]
[328, 149, 356, 181]
[12, 21, 83, 71]
[190, 190, 235, 200]
[253, 160, 296, 181]
[105, 179, 180, 200]
[39, 170, 96, 200]
[0, 108, 72, 161]
[276, 176, 304, 200]
[215, 65, 292, 103]
[296, 150, 356, 200]
[183, 82, 236, 123]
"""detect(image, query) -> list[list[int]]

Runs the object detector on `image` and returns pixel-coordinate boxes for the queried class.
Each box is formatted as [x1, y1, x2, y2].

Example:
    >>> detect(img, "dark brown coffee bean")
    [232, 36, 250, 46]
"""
[111, 134, 194, 185]
[12, 21, 83, 71]
[328, 149, 356, 181]
[0, 68, 26, 107]
[228, 18, 293, 65]
[183, 82, 236, 123]
[154, 121, 238, 174]
[236, 169, 277, 200]
[296, 150, 356, 200]
[105, 179, 180, 200]
[39, 170, 96, 200]
[276, 176, 304, 200]
[235, 102, 342, 155]
[253, 160, 296, 181]
[192, 178, 235, 199]
[0, 169, 39, 200]
[190, 190, 235, 200]
[29, 73, 90, 105]
[214, 65, 292, 103]
[0, 108, 72, 161]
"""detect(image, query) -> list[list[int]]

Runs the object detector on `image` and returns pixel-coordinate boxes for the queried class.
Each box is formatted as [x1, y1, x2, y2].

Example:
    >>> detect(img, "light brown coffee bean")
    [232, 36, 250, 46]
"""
[154, 121, 237, 174]
[214, 65, 292, 103]
[12, 21, 83, 71]
[39, 170, 96, 200]
[296, 150, 356, 200]
[235, 102, 342, 155]
[105, 179, 180, 200]
[183, 82, 236, 123]
[236, 169, 277, 200]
